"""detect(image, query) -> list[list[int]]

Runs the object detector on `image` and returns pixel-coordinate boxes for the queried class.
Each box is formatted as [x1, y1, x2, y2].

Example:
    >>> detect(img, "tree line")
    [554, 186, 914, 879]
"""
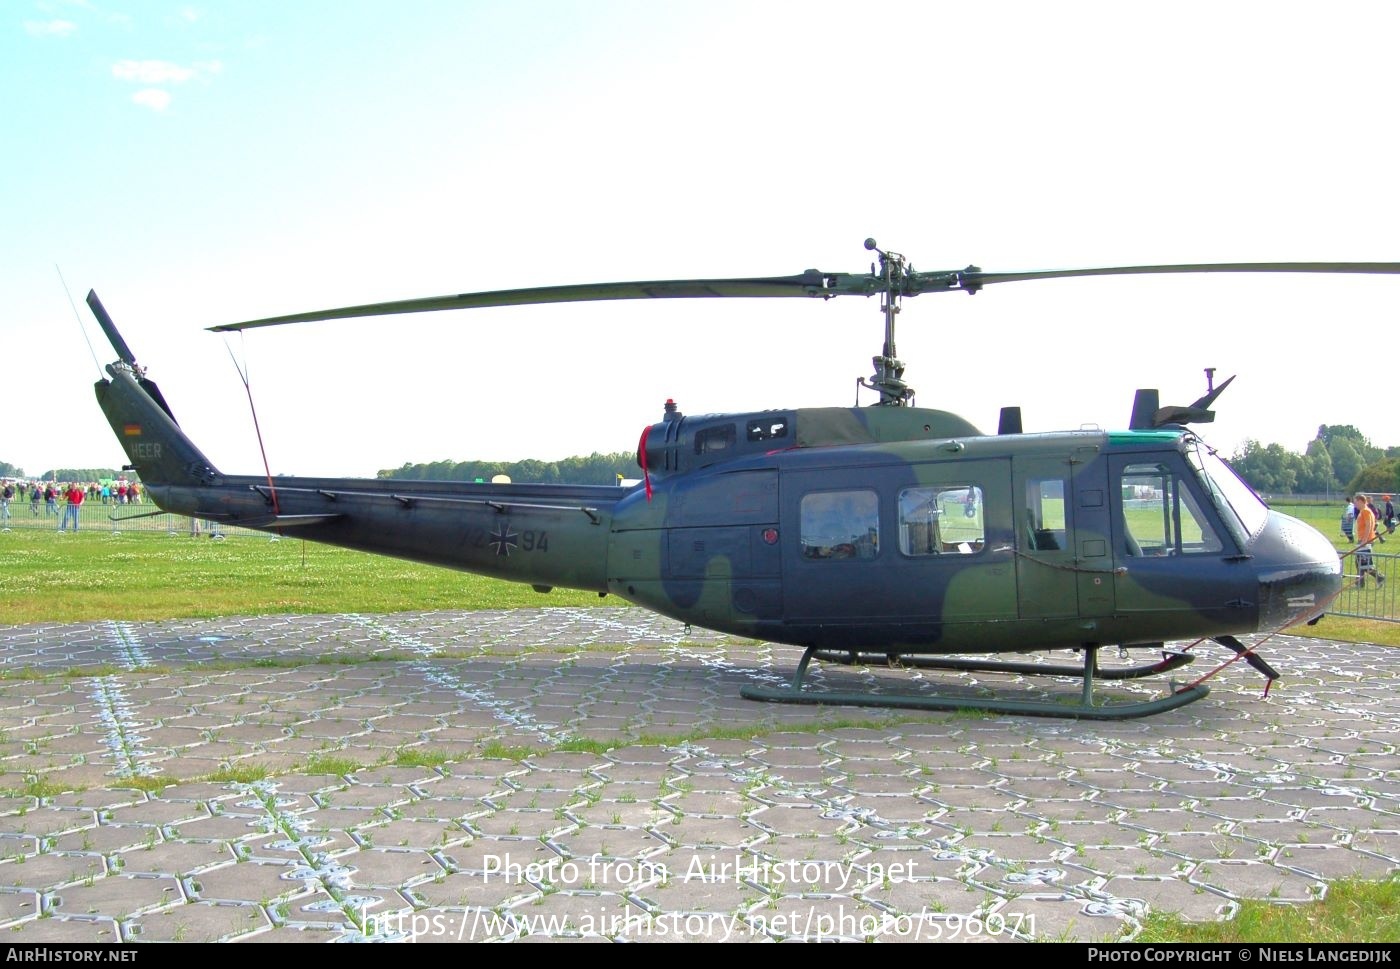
[376, 451, 638, 486]
[1230, 424, 1400, 496]
[0, 461, 125, 483]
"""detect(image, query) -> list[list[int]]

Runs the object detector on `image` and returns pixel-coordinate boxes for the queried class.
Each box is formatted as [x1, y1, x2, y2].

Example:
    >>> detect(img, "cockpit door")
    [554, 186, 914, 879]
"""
[1012, 449, 1115, 620]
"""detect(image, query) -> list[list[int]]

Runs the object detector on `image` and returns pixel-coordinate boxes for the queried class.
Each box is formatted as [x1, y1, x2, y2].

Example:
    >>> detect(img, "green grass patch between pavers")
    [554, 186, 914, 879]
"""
[477, 740, 543, 762]
[392, 748, 452, 768]
[202, 764, 272, 784]
[302, 754, 367, 776]
[1136, 877, 1400, 943]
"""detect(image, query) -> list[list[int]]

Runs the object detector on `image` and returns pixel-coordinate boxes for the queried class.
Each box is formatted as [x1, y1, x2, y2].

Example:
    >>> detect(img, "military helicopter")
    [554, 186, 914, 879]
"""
[88, 241, 1400, 720]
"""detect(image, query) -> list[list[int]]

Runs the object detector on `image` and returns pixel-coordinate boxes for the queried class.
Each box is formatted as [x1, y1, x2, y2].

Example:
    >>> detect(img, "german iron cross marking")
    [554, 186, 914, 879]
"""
[490, 522, 519, 557]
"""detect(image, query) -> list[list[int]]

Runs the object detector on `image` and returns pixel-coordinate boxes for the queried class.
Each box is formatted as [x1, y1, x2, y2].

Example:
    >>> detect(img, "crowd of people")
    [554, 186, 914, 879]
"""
[0, 479, 142, 532]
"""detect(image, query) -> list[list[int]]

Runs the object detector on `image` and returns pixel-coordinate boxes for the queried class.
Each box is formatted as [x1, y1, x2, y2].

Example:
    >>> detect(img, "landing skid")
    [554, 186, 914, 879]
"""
[740, 646, 1208, 720]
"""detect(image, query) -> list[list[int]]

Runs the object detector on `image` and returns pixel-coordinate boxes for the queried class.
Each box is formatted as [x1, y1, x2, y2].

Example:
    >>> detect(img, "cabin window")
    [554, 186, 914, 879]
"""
[1120, 463, 1222, 556]
[746, 417, 789, 442]
[898, 485, 985, 555]
[1025, 478, 1067, 551]
[800, 489, 879, 560]
[694, 424, 736, 454]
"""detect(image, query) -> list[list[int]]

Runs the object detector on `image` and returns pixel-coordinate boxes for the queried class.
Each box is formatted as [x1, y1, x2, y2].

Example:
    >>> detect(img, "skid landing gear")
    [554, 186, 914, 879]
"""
[740, 646, 1208, 720]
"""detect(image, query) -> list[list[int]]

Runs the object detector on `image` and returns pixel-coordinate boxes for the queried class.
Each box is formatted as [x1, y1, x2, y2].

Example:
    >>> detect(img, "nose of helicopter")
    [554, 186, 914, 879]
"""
[1253, 510, 1344, 630]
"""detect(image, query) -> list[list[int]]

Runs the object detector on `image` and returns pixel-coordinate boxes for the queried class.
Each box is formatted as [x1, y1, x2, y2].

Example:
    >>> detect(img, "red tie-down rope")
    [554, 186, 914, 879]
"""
[1172, 586, 1343, 698]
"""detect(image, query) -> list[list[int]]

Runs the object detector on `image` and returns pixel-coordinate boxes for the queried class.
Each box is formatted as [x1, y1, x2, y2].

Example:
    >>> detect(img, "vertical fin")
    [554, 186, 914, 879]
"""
[1129, 389, 1160, 430]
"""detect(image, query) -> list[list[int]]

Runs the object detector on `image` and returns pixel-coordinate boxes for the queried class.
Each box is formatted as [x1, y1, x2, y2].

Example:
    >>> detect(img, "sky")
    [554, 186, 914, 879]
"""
[4, 1, 1399, 479]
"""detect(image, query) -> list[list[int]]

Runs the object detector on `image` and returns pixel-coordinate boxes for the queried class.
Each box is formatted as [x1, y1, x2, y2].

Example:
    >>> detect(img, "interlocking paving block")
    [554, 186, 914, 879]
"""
[440, 836, 560, 875]
[0, 810, 96, 839]
[1062, 845, 1190, 879]
[746, 892, 907, 941]
[567, 800, 673, 829]
[983, 893, 1132, 943]
[830, 773, 925, 798]
[486, 789, 583, 812]
[2, 916, 123, 942]
[747, 805, 850, 839]
[915, 769, 1008, 787]
[0, 797, 39, 818]
[652, 815, 766, 849]
[1261, 787, 1370, 811]
[355, 817, 468, 849]
[552, 827, 670, 862]
[1187, 859, 1321, 901]
[411, 773, 515, 799]
[1151, 830, 1258, 861]
[1016, 799, 1125, 824]
[1233, 819, 1346, 847]
[1308, 806, 1395, 833]
[0, 888, 41, 926]
[467, 810, 575, 841]
[405, 871, 540, 910]
[174, 814, 281, 842]
[0, 852, 105, 890]
[1348, 830, 1400, 860]
[127, 900, 269, 942]
[192, 862, 302, 903]
[842, 800, 943, 829]
[1193, 797, 1306, 823]
[49, 873, 183, 918]
[750, 747, 834, 769]
[1098, 875, 1238, 922]
[737, 766, 838, 794]
[856, 876, 998, 917]
[116, 840, 235, 876]
[971, 833, 1071, 868]
[50, 825, 161, 855]
[925, 788, 1026, 811]
[340, 848, 444, 888]
[1270, 843, 1398, 880]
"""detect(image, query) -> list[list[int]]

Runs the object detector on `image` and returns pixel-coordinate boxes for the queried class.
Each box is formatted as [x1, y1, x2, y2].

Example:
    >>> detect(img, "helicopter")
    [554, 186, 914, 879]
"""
[87, 241, 1400, 720]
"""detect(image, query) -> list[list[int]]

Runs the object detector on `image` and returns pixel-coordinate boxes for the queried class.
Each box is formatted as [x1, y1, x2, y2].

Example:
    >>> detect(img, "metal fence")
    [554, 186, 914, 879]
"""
[1331, 550, 1399, 623]
[0, 499, 258, 538]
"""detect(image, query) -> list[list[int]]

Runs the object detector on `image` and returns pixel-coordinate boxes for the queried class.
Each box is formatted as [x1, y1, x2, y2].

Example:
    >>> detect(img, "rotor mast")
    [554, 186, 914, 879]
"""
[860, 238, 914, 406]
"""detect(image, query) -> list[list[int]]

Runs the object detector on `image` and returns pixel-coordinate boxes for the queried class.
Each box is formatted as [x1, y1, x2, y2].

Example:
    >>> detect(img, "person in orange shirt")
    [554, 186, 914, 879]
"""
[1353, 493, 1386, 589]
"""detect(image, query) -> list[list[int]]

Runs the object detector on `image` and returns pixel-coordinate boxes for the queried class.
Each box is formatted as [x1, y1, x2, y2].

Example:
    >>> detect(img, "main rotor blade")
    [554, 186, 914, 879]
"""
[210, 270, 864, 331]
[948, 261, 1400, 291]
[210, 260, 1400, 332]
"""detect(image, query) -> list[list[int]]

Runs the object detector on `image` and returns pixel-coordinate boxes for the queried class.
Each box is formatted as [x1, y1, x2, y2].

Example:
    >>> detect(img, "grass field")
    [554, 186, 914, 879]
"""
[0, 530, 604, 624]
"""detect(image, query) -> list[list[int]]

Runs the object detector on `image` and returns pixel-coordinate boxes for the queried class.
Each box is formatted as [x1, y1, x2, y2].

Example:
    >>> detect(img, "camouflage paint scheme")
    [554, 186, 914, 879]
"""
[96, 364, 1341, 658]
